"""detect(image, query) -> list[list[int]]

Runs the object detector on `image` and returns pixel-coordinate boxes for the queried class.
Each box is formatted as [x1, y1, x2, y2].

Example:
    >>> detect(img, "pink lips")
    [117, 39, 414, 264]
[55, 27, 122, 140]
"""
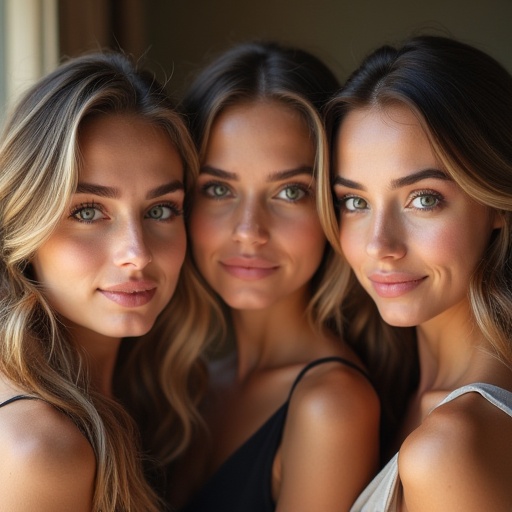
[220, 256, 278, 280]
[99, 281, 157, 307]
[368, 273, 427, 298]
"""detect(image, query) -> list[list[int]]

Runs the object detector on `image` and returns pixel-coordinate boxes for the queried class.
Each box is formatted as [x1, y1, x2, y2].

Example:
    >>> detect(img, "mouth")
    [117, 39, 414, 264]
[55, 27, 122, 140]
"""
[220, 257, 279, 280]
[99, 281, 157, 307]
[368, 274, 427, 298]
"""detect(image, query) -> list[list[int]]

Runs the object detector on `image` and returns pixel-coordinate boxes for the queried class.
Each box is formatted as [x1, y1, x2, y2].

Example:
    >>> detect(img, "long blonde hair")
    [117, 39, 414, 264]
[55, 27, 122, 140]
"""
[0, 51, 200, 511]
[180, 41, 344, 349]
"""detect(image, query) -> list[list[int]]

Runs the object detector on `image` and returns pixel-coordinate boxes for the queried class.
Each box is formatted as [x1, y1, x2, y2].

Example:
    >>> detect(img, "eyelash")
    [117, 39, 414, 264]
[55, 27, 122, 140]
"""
[335, 189, 444, 212]
[200, 181, 313, 201]
[201, 181, 232, 200]
[69, 202, 105, 224]
[406, 189, 444, 211]
[69, 201, 184, 224]
[145, 202, 184, 221]
[277, 183, 313, 202]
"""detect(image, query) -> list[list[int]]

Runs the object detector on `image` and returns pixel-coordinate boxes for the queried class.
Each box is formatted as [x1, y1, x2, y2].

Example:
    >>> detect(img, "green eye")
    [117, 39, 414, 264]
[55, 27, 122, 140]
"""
[71, 206, 104, 222]
[410, 193, 441, 209]
[205, 184, 230, 198]
[278, 185, 306, 201]
[344, 197, 368, 211]
[145, 204, 180, 220]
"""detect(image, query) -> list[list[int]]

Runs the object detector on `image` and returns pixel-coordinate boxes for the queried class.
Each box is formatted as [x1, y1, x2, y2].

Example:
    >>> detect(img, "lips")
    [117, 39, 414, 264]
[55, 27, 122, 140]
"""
[220, 256, 279, 280]
[368, 273, 427, 298]
[99, 281, 157, 307]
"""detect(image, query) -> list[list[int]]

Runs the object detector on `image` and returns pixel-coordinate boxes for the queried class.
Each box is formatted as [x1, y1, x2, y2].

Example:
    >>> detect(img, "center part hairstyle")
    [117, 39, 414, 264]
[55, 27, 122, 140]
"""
[181, 40, 344, 340]
[0, 51, 201, 511]
[324, 34, 512, 437]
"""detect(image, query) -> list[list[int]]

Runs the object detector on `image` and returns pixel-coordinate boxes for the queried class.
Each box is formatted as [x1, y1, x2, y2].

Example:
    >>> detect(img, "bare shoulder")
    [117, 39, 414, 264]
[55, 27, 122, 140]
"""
[274, 361, 380, 510]
[288, 358, 379, 424]
[0, 398, 95, 511]
[399, 392, 512, 511]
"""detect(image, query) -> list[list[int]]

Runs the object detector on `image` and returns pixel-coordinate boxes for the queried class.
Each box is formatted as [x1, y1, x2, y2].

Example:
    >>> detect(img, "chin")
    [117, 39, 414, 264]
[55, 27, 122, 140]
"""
[376, 306, 420, 328]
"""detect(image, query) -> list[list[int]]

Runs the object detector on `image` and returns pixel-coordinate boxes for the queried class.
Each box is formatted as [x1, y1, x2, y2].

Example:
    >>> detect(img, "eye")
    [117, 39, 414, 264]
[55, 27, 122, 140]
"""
[203, 183, 231, 199]
[409, 191, 442, 210]
[276, 185, 307, 202]
[343, 196, 368, 211]
[70, 204, 105, 223]
[145, 204, 181, 221]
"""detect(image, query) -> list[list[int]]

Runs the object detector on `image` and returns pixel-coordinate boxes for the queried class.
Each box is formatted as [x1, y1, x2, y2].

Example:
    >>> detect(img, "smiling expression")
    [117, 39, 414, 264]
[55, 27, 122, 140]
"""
[333, 105, 500, 329]
[31, 114, 186, 344]
[189, 101, 326, 311]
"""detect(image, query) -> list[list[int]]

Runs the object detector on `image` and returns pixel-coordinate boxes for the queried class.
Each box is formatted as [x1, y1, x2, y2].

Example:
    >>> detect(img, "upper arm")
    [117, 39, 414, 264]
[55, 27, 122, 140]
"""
[275, 366, 380, 512]
[399, 395, 512, 512]
[0, 400, 96, 512]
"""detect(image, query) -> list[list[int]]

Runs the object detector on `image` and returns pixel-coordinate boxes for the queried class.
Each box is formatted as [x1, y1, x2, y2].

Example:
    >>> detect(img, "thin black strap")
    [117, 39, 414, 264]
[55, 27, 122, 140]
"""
[0, 395, 36, 408]
[289, 356, 370, 396]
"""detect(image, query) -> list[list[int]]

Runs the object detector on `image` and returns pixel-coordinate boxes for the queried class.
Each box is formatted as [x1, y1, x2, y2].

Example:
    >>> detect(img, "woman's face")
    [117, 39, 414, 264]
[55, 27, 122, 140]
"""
[32, 114, 186, 343]
[333, 104, 500, 329]
[189, 101, 326, 311]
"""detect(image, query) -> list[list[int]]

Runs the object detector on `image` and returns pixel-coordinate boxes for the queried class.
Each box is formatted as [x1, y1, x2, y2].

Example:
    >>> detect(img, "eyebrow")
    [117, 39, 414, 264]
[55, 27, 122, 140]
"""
[267, 166, 314, 182]
[199, 166, 237, 180]
[334, 169, 450, 191]
[200, 165, 314, 182]
[75, 180, 184, 199]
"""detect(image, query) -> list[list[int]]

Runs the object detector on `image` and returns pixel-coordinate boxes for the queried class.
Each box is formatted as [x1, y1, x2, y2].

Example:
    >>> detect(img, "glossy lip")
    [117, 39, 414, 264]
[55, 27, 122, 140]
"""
[368, 272, 427, 298]
[99, 280, 157, 307]
[220, 256, 279, 280]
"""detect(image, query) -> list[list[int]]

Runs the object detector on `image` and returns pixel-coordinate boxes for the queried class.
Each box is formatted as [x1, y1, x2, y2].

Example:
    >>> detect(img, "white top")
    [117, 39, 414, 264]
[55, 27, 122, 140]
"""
[350, 383, 512, 512]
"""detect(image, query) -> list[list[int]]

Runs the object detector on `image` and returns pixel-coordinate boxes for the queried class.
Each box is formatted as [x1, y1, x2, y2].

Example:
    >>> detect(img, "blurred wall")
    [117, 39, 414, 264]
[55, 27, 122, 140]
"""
[140, 0, 512, 98]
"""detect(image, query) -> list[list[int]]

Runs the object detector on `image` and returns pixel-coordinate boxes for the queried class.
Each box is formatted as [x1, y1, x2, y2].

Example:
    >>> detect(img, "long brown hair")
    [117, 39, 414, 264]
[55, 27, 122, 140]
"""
[325, 35, 512, 451]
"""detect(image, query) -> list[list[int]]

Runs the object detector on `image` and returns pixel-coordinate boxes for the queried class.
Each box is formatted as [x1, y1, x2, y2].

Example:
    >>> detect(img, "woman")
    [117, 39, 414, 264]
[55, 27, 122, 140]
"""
[325, 35, 512, 511]
[171, 41, 380, 512]
[0, 51, 200, 511]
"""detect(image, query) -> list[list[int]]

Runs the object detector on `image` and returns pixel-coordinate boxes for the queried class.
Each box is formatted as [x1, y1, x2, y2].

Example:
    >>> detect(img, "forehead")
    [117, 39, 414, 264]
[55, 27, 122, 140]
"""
[336, 105, 438, 176]
[204, 100, 315, 170]
[77, 113, 183, 185]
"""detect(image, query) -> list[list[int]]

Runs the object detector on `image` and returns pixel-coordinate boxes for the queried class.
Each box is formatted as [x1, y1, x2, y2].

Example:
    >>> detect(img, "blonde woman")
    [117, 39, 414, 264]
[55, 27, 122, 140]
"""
[0, 52, 201, 511]
[170, 41, 381, 512]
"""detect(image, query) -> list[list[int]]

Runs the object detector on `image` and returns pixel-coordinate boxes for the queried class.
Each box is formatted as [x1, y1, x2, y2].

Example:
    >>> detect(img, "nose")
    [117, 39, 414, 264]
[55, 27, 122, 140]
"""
[113, 220, 152, 269]
[366, 209, 406, 260]
[232, 197, 269, 246]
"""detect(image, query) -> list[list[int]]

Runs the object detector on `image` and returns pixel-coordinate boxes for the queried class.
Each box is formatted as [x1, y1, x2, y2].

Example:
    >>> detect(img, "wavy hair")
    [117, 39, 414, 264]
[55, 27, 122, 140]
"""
[180, 40, 344, 349]
[0, 51, 201, 510]
[325, 35, 512, 449]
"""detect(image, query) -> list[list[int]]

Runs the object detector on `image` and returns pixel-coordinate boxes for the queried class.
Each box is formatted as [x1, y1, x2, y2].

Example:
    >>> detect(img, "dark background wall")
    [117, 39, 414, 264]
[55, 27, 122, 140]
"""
[59, 0, 512, 99]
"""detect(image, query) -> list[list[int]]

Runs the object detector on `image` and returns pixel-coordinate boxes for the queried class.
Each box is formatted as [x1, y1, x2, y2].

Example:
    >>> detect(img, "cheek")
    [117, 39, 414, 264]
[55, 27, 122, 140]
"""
[33, 237, 103, 285]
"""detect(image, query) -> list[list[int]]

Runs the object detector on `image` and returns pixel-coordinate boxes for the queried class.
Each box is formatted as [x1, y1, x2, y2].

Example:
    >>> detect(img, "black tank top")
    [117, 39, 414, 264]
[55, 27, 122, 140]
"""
[182, 357, 370, 512]
[0, 395, 35, 408]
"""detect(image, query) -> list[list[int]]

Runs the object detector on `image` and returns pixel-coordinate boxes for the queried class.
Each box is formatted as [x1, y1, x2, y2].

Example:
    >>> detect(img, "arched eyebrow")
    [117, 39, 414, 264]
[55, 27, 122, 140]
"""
[267, 166, 314, 182]
[75, 180, 184, 199]
[334, 169, 450, 190]
[199, 165, 314, 182]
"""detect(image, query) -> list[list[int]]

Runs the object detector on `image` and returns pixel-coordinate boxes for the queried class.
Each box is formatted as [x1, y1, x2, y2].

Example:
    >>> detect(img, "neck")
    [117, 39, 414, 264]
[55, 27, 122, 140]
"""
[70, 327, 121, 398]
[230, 293, 319, 380]
[415, 300, 490, 393]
